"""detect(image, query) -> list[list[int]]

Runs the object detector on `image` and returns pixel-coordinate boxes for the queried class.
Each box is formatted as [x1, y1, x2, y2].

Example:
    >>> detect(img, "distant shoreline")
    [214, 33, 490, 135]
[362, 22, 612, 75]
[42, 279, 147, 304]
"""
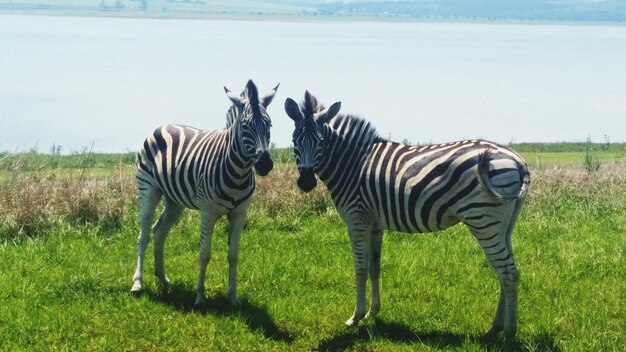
[1, 9, 625, 27]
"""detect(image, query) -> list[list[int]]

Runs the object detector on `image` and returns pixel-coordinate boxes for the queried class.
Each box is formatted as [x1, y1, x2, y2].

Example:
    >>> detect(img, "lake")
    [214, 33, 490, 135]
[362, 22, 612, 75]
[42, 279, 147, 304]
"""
[1, 14, 625, 153]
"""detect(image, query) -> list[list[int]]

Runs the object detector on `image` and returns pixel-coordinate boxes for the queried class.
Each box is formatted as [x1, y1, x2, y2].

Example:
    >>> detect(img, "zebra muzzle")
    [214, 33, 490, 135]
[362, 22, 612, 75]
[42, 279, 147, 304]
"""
[253, 150, 273, 176]
[297, 167, 317, 192]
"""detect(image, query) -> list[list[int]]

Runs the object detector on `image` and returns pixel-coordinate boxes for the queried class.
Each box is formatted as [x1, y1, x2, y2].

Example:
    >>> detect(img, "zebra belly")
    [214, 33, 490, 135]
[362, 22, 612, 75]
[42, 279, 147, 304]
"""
[379, 206, 462, 234]
[141, 167, 252, 215]
[158, 169, 253, 213]
[137, 166, 200, 210]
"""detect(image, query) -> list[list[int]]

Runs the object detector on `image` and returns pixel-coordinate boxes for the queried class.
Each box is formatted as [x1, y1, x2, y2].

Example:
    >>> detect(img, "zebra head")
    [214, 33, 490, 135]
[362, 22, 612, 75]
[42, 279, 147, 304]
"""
[284, 91, 341, 192]
[225, 80, 279, 176]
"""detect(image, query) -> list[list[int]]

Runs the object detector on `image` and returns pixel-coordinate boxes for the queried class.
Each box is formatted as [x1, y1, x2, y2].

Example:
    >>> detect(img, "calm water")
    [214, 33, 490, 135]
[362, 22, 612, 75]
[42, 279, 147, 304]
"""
[1, 14, 625, 153]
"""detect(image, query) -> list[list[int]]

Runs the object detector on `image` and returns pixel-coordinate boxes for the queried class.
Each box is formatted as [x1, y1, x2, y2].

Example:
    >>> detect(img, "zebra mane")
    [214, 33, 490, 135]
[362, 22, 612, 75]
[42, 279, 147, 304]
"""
[303, 90, 325, 117]
[245, 80, 260, 107]
[225, 105, 238, 129]
[328, 114, 386, 145]
[300, 91, 385, 145]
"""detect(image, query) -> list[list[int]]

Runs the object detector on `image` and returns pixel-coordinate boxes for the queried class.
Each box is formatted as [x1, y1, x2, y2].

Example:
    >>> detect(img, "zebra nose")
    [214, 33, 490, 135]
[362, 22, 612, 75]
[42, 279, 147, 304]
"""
[297, 167, 317, 192]
[253, 150, 273, 176]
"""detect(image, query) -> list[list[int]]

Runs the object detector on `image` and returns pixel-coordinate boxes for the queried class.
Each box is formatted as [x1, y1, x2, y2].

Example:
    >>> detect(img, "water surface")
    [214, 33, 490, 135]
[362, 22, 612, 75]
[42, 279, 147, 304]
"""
[1, 14, 625, 153]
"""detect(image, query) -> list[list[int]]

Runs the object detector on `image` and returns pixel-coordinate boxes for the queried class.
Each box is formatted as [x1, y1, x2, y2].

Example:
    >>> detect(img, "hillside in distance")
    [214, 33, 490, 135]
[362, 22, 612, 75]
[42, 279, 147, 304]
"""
[1, 0, 625, 22]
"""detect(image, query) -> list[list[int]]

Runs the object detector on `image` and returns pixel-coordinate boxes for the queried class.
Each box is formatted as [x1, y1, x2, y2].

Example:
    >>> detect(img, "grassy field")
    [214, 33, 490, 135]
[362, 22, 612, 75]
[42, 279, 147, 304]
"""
[0, 147, 625, 351]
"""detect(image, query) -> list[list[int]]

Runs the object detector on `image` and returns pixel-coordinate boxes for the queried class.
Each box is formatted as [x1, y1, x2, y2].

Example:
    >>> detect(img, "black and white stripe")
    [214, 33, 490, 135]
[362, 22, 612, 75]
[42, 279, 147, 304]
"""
[285, 91, 530, 339]
[131, 80, 278, 306]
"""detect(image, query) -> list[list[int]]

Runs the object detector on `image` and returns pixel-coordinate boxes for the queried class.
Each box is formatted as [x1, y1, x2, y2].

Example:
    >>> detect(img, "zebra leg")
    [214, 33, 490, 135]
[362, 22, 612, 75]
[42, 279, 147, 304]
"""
[499, 197, 525, 339]
[485, 285, 506, 338]
[131, 187, 161, 293]
[226, 207, 248, 306]
[366, 229, 383, 319]
[471, 203, 521, 339]
[498, 259, 519, 340]
[473, 228, 514, 338]
[345, 228, 371, 327]
[195, 211, 219, 306]
[153, 199, 184, 287]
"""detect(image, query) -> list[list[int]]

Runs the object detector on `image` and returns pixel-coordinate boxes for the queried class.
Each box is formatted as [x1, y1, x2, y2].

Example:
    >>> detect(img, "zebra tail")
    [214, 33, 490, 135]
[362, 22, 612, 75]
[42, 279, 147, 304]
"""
[518, 162, 531, 199]
[477, 150, 530, 201]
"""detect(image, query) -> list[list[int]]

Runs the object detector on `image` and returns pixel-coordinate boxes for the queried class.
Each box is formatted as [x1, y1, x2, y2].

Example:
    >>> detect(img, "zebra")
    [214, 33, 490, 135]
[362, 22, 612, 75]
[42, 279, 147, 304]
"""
[131, 80, 279, 306]
[284, 91, 530, 339]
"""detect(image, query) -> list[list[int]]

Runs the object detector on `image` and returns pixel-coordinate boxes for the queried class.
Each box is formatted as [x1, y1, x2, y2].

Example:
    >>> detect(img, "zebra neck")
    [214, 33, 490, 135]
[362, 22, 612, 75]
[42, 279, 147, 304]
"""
[225, 105, 239, 128]
[317, 124, 370, 196]
[222, 122, 254, 177]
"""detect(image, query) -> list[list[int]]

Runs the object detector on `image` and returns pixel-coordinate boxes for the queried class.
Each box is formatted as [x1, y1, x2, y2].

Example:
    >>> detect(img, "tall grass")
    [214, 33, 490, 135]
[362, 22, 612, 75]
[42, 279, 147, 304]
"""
[0, 174, 131, 241]
[0, 151, 136, 172]
[527, 164, 626, 217]
[3, 151, 624, 242]
[582, 137, 601, 172]
[0, 148, 330, 242]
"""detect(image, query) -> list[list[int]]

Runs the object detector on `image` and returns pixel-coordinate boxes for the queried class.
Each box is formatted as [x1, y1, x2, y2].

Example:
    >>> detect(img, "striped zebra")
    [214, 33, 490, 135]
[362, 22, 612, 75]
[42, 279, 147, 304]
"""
[284, 92, 530, 338]
[131, 80, 278, 306]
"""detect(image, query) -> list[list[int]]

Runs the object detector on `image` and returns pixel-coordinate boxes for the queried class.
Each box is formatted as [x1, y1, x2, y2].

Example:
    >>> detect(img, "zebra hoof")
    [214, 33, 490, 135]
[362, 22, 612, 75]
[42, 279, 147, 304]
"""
[345, 313, 364, 327]
[130, 282, 143, 295]
[483, 325, 503, 340]
[503, 328, 517, 341]
[365, 304, 380, 319]
[345, 318, 359, 327]
[194, 295, 206, 307]
[156, 276, 171, 288]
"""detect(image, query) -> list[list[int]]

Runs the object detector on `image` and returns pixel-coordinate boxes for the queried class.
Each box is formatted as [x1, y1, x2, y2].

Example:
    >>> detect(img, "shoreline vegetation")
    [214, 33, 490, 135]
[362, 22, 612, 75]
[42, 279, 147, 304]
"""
[1, 0, 625, 24]
[2, 142, 625, 166]
[4, 11, 626, 28]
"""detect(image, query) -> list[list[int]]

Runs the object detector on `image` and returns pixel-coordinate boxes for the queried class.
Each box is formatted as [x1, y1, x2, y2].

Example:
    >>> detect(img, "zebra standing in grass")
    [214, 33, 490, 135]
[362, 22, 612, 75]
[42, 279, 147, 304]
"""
[284, 91, 530, 339]
[131, 80, 278, 306]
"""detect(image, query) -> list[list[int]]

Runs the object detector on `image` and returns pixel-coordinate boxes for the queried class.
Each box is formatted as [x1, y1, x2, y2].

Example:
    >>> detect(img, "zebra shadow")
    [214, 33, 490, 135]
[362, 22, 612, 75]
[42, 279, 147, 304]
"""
[146, 283, 294, 344]
[316, 318, 561, 351]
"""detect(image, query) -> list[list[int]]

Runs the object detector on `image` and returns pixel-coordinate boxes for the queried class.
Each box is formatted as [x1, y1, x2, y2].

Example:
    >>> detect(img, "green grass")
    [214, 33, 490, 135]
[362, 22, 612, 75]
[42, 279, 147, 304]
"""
[515, 141, 626, 169]
[520, 151, 626, 170]
[511, 142, 626, 154]
[0, 151, 625, 351]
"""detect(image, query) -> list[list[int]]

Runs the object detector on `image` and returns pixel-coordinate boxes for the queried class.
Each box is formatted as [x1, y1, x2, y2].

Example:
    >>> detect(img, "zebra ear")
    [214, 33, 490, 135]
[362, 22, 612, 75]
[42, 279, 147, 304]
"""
[260, 83, 280, 108]
[315, 101, 341, 124]
[224, 86, 246, 109]
[284, 98, 304, 123]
